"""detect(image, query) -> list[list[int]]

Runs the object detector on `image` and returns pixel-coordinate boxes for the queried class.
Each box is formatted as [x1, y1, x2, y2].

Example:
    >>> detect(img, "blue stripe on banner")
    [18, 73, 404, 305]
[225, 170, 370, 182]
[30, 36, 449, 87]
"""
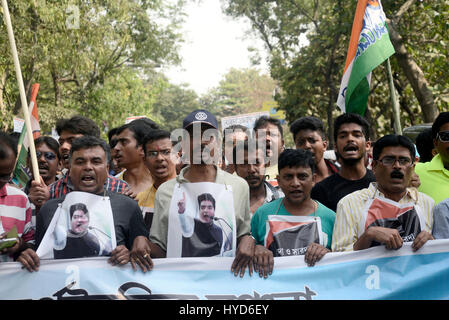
[2, 240, 449, 300]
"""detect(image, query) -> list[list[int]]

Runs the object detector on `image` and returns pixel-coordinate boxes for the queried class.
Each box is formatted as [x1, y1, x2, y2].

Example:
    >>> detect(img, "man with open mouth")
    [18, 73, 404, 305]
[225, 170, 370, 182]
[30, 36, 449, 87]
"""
[136, 129, 177, 231]
[17, 136, 151, 272]
[311, 113, 376, 212]
[332, 134, 434, 252]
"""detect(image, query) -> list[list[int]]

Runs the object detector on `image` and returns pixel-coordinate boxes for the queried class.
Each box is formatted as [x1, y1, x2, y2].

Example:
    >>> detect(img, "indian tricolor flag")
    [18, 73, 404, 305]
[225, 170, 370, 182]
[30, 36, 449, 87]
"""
[337, 0, 395, 115]
[12, 83, 41, 188]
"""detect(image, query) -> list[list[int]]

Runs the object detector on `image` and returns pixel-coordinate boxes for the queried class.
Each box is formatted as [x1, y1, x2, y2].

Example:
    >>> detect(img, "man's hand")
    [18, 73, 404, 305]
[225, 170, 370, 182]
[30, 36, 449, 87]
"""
[411, 231, 433, 252]
[253, 245, 273, 278]
[354, 226, 403, 251]
[231, 235, 255, 277]
[0, 232, 23, 256]
[178, 192, 186, 214]
[108, 245, 130, 266]
[304, 243, 330, 267]
[28, 177, 50, 208]
[17, 248, 40, 272]
[122, 186, 137, 199]
[130, 236, 153, 272]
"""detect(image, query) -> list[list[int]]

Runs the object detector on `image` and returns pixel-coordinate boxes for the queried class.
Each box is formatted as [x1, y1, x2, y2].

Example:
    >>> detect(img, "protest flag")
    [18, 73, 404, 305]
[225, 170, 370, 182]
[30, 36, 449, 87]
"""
[12, 84, 41, 187]
[2, 0, 40, 185]
[336, 0, 395, 115]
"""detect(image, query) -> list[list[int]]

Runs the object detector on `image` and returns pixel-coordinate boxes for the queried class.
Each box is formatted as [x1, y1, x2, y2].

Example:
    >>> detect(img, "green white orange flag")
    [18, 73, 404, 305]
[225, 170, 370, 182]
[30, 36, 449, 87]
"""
[12, 83, 41, 188]
[336, 0, 395, 115]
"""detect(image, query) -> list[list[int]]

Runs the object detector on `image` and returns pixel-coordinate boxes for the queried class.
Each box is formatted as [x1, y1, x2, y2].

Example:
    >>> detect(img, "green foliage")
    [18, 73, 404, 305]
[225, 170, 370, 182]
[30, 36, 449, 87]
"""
[222, 0, 449, 142]
[0, 0, 186, 133]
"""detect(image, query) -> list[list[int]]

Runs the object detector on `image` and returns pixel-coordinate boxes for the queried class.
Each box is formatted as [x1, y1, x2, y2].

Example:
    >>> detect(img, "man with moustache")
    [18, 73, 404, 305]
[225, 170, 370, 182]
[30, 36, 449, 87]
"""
[332, 135, 434, 252]
[311, 113, 376, 212]
[17, 136, 151, 272]
[150, 109, 255, 277]
[234, 140, 284, 216]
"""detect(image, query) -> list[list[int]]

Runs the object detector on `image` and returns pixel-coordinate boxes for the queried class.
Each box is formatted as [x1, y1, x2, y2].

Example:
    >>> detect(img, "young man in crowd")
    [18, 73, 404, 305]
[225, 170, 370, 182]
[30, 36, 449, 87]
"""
[221, 124, 248, 174]
[114, 120, 155, 198]
[107, 127, 124, 176]
[311, 113, 376, 212]
[253, 116, 285, 183]
[149, 109, 255, 277]
[332, 135, 434, 252]
[234, 139, 283, 215]
[17, 136, 151, 272]
[0, 132, 34, 262]
[25, 136, 61, 209]
[290, 116, 339, 183]
[136, 129, 178, 231]
[251, 148, 336, 278]
[415, 112, 449, 204]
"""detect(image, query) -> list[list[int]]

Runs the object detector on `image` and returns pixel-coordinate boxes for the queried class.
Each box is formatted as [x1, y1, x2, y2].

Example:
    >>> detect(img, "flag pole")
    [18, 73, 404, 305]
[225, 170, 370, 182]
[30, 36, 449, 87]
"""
[2, 0, 40, 182]
[385, 58, 402, 135]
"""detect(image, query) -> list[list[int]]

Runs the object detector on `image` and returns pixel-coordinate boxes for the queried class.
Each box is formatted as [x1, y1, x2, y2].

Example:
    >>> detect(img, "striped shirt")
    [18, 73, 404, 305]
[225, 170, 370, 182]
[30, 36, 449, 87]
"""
[332, 183, 434, 252]
[0, 184, 34, 262]
[49, 172, 129, 199]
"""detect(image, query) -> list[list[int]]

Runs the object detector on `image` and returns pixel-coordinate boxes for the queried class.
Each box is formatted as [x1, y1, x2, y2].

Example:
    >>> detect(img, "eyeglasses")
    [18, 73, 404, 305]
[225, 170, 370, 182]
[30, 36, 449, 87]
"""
[378, 156, 413, 167]
[437, 131, 449, 143]
[146, 149, 171, 158]
[36, 151, 57, 161]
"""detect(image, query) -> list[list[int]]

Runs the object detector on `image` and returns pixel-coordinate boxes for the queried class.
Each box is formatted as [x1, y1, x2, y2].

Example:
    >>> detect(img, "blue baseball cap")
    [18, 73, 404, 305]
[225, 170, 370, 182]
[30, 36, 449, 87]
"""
[182, 109, 218, 129]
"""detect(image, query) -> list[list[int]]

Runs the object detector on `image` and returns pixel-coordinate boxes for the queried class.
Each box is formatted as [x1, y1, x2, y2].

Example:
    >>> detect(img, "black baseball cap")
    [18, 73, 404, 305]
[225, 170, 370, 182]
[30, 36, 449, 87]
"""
[183, 109, 218, 129]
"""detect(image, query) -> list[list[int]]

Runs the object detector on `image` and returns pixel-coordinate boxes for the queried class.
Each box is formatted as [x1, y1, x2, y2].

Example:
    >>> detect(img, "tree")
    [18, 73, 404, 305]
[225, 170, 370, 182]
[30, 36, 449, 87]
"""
[152, 80, 202, 132]
[0, 0, 186, 132]
[222, 0, 449, 142]
[199, 67, 277, 119]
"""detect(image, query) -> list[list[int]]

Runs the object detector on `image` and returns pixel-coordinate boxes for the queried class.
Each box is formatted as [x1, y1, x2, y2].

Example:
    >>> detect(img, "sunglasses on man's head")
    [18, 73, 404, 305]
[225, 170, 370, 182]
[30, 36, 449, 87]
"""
[437, 131, 449, 143]
[36, 151, 57, 161]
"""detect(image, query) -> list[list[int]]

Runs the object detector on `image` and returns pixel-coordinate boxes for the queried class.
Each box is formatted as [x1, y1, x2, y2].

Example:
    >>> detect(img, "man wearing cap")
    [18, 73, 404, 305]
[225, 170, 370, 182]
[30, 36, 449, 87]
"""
[149, 109, 256, 277]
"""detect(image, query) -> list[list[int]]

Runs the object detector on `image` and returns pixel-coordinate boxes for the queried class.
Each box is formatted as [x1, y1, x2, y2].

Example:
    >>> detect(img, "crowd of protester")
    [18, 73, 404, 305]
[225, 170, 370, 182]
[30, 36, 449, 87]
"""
[1, 109, 449, 280]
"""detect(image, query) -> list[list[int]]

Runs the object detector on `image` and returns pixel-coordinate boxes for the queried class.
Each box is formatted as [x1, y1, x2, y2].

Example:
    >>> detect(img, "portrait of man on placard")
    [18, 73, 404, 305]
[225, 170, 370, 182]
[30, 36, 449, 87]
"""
[52, 203, 112, 259]
[167, 183, 236, 258]
[37, 192, 116, 260]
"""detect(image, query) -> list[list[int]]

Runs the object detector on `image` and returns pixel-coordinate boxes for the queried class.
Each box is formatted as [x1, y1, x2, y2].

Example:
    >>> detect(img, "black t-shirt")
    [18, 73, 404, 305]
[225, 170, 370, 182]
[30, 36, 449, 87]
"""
[53, 232, 101, 259]
[311, 170, 376, 212]
[181, 219, 223, 257]
[35, 191, 149, 251]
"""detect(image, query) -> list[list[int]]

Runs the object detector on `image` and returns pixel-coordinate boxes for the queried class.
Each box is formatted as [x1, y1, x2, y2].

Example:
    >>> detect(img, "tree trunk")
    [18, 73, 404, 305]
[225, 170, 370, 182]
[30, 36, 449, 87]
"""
[387, 19, 438, 123]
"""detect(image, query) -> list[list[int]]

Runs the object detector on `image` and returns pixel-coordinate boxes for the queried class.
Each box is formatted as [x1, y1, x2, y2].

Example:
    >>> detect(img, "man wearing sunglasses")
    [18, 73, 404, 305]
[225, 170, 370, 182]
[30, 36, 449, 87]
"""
[332, 134, 434, 252]
[26, 136, 61, 208]
[415, 112, 449, 204]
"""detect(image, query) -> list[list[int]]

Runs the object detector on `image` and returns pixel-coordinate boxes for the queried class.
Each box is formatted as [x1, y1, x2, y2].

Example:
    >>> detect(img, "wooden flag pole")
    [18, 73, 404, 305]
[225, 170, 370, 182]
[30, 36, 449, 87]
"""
[1, 0, 40, 182]
[385, 58, 402, 135]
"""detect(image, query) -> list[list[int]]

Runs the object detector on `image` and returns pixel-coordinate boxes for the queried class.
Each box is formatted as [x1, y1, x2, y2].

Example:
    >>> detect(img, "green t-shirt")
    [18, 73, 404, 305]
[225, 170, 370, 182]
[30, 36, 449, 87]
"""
[416, 154, 449, 204]
[251, 198, 336, 249]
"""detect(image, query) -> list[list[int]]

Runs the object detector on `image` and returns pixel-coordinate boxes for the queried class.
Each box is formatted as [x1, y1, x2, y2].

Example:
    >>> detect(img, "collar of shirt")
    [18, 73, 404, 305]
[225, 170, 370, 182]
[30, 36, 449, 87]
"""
[176, 165, 221, 184]
[368, 182, 419, 203]
[427, 154, 448, 172]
